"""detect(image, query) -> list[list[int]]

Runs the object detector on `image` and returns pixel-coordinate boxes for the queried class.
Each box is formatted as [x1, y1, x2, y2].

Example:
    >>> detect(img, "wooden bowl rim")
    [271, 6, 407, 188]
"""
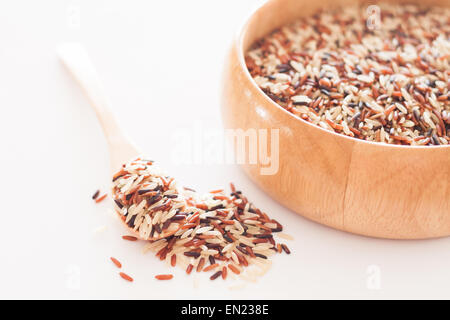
[234, 0, 450, 151]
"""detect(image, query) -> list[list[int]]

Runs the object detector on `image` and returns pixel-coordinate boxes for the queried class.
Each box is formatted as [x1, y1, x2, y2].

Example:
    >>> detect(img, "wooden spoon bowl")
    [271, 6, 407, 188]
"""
[221, 0, 450, 239]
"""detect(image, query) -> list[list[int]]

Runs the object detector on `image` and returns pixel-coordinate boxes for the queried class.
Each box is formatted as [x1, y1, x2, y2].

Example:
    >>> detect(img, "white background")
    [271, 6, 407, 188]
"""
[1, 0, 449, 299]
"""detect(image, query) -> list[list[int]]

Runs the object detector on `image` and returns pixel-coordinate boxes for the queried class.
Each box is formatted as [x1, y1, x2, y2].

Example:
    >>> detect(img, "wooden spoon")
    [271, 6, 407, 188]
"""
[57, 43, 184, 240]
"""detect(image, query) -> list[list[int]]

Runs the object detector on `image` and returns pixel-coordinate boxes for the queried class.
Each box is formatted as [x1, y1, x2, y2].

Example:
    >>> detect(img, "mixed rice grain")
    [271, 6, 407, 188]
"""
[140, 180, 290, 281]
[113, 158, 291, 281]
[246, 3, 449, 145]
[112, 159, 189, 240]
[119, 272, 133, 282]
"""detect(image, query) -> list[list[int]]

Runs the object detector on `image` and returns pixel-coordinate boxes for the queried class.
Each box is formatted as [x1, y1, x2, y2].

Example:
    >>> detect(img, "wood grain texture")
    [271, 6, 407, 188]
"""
[220, 0, 450, 239]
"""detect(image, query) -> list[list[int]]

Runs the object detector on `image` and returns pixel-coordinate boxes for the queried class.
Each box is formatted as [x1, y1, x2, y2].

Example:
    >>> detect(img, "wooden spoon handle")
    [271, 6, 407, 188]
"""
[57, 43, 139, 172]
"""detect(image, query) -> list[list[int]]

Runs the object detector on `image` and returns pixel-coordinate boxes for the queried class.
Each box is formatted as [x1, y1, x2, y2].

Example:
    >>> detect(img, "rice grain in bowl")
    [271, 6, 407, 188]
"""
[246, 3, 449, 146]
[220, 0, 450, 239]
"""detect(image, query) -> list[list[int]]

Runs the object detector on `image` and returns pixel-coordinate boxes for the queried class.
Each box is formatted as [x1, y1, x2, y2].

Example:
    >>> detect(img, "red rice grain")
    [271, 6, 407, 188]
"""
[228, 264, 241, 275]
[222, 266, 227, 280]
[119, 272, 133, 282]
[281, 244, 291, 255]
[95, 194, 107, 203]
[122, 235, 138, 241]
[92, 190, 100, 200]
[210, 271, 222, 281]
[155, 274, 173, 280]
[110, 257, 122, 269]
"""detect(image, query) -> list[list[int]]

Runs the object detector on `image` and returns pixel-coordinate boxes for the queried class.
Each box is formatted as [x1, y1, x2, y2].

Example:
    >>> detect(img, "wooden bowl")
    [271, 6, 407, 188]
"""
[221, 0, 450, 239]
